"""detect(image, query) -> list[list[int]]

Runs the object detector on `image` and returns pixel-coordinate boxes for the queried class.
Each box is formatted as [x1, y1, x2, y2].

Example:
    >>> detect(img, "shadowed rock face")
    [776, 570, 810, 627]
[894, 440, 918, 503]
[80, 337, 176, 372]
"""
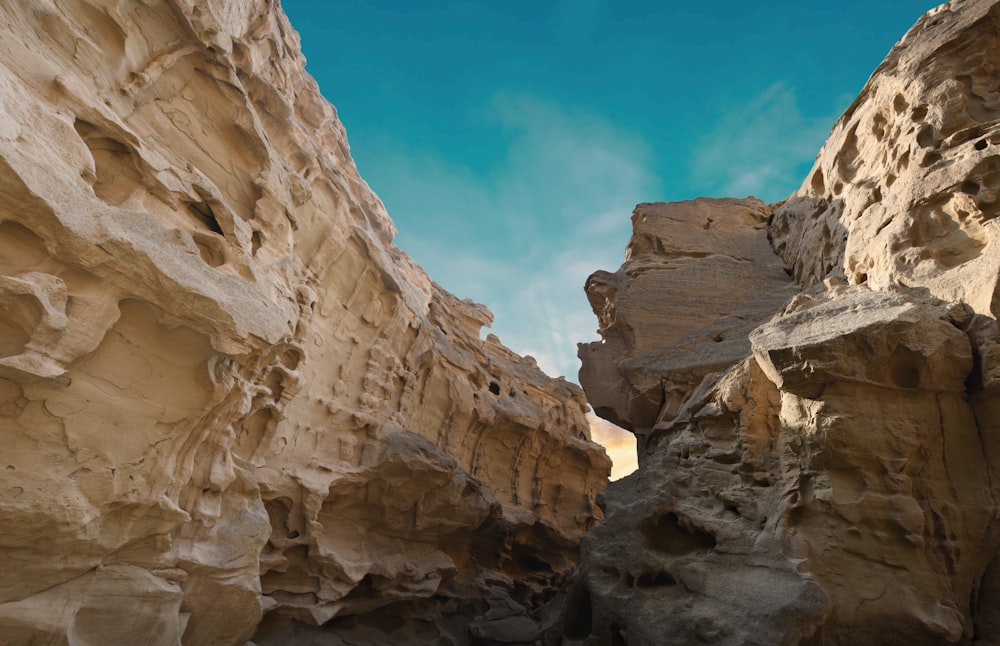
[0, 1, 610, 644]
[562, 1, 1000, 643]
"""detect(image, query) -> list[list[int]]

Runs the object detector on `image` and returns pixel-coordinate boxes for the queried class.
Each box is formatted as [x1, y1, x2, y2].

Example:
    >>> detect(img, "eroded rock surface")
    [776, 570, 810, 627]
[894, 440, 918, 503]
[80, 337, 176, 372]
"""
[0, 1, 609, 644]
[564, 1, 1000, 643]
[771, 0, 1000, 316]
[579, 198, 799, 451]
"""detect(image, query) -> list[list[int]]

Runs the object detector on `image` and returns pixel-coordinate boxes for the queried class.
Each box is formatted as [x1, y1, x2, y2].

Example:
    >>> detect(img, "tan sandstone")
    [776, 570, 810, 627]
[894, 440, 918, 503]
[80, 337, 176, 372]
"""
[561, 0, 1000, 643]
[0, 1, 610, 644]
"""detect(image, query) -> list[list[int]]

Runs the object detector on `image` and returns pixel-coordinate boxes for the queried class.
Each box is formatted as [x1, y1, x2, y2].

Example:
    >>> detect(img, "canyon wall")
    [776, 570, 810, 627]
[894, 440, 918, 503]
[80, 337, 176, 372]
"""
[0, 1, 610, 644]
[566, 0, 1000, 643]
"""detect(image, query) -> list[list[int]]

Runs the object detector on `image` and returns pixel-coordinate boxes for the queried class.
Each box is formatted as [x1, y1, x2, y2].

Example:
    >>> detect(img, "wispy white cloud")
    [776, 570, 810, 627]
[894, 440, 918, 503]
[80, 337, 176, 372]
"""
[690, 82, 838, 202]
[382, 93, 658, 381]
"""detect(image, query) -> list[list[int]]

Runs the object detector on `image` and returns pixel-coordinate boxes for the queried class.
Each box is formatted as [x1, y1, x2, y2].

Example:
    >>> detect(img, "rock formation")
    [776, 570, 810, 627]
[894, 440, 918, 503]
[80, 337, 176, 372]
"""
[566, 0, 1000, 643]
[0, 1, 610, 644]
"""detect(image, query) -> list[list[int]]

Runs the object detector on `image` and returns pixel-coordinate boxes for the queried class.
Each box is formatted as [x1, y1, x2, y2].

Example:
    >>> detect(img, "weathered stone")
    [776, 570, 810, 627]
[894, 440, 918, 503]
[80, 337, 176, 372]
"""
[567, 283, 998, 644]
[771, 0, 1000, 318]
[565, 1, 1000, 643]
[579, 197, 798, 453]
[0, 1, 610, 643]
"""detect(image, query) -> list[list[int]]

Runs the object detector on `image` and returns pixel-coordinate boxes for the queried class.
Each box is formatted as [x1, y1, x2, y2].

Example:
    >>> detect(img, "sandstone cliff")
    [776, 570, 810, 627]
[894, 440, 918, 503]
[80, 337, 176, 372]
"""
[0, 1, 610, 644]
[567, 0, 1000, 643]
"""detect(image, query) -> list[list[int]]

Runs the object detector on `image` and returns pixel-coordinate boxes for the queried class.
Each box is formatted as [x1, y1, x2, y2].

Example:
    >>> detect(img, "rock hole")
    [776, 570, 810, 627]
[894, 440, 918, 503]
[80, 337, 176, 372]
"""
[488, 382, 500, 395]
[636, 572, 675, 587]
[872, 113, 888, 141]
[251, 230, 263, 256]
[73, 118, 143, 206]
[192, 231, 225, 268]
[893, 94, 908, 114]
[811, 169, 825, 195]
[712, 334, 724, 343]
[564, 587, 593, 639]
[962, 180, 981, 195]
[917, 124, 939, 149]
[280, 348, 302, 370]
[976, 139, 989, 151]
[724, 502, 740, 516]
[856, 273, 868, 284]
[641, 512, 717, 554]
[188, 200, 224, 236]
[911, 105, 928, 122]
[287, 530, 300, 539]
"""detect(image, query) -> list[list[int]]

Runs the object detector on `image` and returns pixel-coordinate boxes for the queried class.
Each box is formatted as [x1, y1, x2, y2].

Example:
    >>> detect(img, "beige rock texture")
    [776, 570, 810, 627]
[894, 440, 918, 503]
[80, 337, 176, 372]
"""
[561, 0, 1000, 643]
[579, 198, 800, 450]
[0, 1, 610, 644]
[771, 0, 1000, 314]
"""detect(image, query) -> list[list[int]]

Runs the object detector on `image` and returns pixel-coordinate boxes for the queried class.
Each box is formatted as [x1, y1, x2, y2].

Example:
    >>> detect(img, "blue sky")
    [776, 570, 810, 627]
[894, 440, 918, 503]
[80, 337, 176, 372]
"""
[282, 0, 937, 380]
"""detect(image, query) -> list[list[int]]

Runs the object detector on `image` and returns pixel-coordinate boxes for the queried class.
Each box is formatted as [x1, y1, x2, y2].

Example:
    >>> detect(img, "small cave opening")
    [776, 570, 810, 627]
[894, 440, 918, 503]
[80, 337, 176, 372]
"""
[564, 587, 593, 640]
[641, 512, 717, 555]
[188, 200, 224, 236]
[917, 124, 939, 149]
[73, 118, 144, 206]
[517, 551, 549, 573]
[963, 180, 981, 195]
[976, 139, 989, 151]
[488, 382, 500, 395]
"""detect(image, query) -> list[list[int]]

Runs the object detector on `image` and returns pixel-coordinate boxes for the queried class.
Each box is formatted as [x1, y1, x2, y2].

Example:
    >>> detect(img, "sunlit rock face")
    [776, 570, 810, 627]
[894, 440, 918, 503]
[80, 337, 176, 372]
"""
[771, 0, 1000, 314]
[0, 1, 610, 644]
[559, 1, 1000, 643]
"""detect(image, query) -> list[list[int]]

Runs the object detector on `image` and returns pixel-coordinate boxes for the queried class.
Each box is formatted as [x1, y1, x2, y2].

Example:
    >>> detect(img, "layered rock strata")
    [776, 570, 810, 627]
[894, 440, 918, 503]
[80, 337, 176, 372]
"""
[565, 0, 1000, 643]
[0, 1, 609, 644]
